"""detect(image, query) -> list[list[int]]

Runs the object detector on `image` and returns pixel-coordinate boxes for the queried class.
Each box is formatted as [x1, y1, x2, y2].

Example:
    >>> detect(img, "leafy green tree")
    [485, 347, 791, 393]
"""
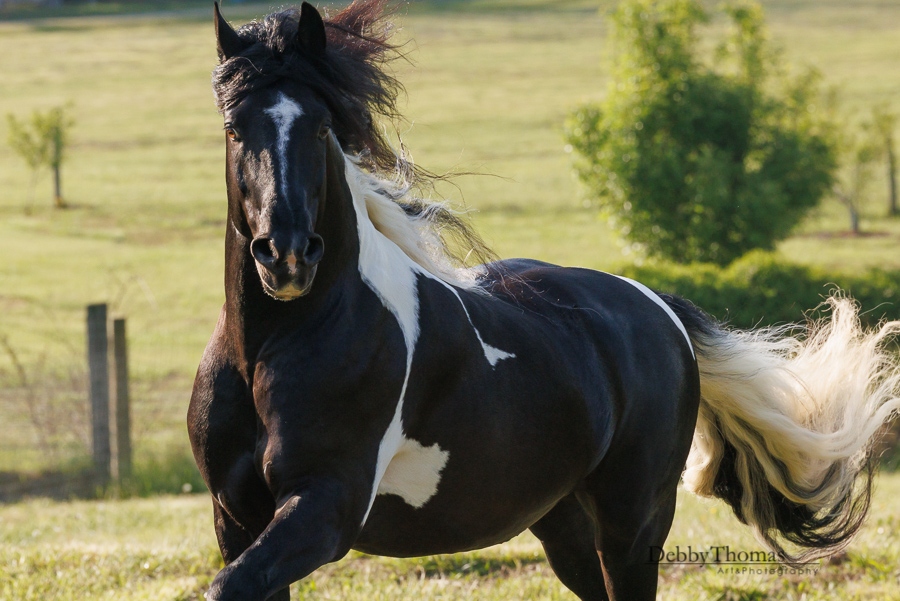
[565, 0, 836, 265]
[7, 105, 74, 212]
[831, 119, 879, 235]
[871, 103, 898, 217]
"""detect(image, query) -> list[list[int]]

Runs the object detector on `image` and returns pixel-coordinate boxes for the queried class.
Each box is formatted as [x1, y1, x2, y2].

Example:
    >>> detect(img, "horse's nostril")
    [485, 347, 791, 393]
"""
[251, 237, 279, 267]
[302, 235, 324, 266]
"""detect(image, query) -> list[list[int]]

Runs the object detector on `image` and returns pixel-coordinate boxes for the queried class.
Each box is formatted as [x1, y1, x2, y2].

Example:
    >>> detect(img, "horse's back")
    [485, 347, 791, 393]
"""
[482, 258, 700, 451]
[483, 258, 695, 375]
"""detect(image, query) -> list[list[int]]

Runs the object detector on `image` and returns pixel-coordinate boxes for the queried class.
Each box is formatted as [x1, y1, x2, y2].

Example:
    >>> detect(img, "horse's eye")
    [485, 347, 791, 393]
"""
[225, 128, 240, 142]
[318, 124, 331, 140]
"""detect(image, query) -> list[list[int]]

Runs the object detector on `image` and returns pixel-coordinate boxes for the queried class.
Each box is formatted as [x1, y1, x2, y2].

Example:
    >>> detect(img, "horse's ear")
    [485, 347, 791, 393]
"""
[296, 2, 327, 56]
[214, 2, 246, 61]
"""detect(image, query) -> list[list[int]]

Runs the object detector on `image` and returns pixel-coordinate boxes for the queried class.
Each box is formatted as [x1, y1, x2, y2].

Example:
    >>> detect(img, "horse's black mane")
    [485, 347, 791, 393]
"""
[213, 0, 499, 271]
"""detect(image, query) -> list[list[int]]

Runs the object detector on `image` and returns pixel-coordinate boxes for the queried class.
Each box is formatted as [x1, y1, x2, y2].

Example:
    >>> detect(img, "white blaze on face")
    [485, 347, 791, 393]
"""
[264, 92, 304, 202]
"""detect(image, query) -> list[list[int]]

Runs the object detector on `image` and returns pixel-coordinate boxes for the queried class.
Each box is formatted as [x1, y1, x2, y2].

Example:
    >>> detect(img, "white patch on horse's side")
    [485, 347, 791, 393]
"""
[264, 92, 304, 202]
[377, 438, 450, 508]
[345, 155, 436, 524]
[343, 153, 514, 522]
[428, 277, 515, 367]
[483, 343, 515, 366]
[612, 274, 695, 358]
[450, 288, 515, 366]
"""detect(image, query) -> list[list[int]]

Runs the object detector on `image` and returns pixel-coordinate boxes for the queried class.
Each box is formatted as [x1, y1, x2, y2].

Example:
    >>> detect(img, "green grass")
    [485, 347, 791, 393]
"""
[3, 474, 900, 600]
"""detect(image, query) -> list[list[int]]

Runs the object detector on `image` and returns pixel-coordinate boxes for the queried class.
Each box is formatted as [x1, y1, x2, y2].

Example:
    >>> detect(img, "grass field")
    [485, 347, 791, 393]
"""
[0, 1, 899, 598]
[3, 473, 900, 600]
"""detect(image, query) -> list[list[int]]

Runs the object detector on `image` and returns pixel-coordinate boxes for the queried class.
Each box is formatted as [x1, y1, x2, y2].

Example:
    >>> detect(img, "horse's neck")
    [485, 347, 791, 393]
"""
[223, 144, 362, 376]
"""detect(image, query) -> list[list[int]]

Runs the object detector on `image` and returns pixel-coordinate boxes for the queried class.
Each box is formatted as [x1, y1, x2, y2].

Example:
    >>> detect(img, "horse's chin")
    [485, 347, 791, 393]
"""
[258, 267, 317, 301]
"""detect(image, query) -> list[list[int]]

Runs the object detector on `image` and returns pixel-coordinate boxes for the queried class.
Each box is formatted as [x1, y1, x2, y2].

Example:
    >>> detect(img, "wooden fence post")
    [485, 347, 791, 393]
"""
[86, 304, 110, 485]
[112, 318, 131, 481]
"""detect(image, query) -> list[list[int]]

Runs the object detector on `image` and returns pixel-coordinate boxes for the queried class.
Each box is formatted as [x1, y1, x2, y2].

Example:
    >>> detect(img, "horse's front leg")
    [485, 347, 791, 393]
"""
[210, 498, 287, 601]
[206, 478, 362, 601]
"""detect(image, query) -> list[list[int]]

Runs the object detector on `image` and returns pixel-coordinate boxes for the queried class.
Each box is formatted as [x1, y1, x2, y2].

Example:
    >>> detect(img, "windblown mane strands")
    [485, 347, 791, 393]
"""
[343, 153, 484, 289]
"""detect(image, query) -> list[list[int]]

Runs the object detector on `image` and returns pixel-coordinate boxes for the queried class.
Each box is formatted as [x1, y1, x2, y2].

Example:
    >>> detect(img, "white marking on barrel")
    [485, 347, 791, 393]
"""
[342, 153, 515, 522]
[612, 275, 695, 358]
[378, 438, 450, 508]
[345, 156, 449, 523]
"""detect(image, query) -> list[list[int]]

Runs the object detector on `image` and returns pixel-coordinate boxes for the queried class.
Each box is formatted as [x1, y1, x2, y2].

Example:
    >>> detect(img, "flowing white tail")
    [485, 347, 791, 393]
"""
[666, 296, 900, 563]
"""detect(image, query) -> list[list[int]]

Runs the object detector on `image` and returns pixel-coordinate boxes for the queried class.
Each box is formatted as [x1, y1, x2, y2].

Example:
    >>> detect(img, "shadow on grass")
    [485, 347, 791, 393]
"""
[410, 553, 547, 578]
[0, 449, 207, 502]
[110, 449, 207, 498]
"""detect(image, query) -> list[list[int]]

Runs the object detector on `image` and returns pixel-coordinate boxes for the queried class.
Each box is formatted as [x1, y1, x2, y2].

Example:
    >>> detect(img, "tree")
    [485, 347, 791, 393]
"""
[831, 120, 879, 235]
[871, 103, 898, 217]
[7, 105, 74, 212]
[565, 0, 836, 265]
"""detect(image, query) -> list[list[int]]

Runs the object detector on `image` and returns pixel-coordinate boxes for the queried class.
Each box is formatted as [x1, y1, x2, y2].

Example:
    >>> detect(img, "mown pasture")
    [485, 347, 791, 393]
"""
[2, 476, 900, 600]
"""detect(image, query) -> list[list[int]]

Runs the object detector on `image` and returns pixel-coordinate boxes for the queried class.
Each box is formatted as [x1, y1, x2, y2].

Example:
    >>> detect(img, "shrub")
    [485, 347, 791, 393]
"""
[617, 251, 900, 329]
[566, 0, 836, 265]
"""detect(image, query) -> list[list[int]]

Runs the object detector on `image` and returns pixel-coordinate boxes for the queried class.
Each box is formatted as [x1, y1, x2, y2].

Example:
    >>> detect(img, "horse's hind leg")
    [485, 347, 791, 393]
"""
[529, 494, 609, 601]
[577, 482, 678, 601]
[575, 416, 689, 601]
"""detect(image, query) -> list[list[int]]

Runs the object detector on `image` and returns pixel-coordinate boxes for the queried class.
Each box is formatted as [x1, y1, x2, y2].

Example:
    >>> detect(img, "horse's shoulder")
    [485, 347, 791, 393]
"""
[191, 306, 248, 404]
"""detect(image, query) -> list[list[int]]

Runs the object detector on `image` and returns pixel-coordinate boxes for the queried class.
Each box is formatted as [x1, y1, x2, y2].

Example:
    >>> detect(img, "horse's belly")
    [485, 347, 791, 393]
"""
[352, 447, 584, 557]
[352, 494, 542, 557]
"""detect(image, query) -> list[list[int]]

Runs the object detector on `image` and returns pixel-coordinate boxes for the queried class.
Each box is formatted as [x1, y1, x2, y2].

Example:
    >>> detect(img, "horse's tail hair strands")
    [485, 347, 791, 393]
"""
[668, 295, 900, 564]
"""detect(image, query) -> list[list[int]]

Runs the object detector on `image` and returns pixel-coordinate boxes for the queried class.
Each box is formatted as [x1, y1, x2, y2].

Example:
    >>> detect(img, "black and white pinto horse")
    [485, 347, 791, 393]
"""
[188, 2, 900, 599]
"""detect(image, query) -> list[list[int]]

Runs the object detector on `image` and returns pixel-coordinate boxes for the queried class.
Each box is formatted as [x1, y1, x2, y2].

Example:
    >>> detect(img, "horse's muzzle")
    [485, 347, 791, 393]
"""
[251, 233, 324, 300]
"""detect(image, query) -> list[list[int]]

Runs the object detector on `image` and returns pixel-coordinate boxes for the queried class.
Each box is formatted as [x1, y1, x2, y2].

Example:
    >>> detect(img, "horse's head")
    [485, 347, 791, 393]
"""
[212, 2, 491, 301]
[215, 3, 332, 301]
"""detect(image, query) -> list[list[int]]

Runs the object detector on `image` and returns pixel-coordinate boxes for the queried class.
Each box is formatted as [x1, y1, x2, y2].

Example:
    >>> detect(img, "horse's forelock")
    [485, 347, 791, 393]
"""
[211, 1, 402, 174]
